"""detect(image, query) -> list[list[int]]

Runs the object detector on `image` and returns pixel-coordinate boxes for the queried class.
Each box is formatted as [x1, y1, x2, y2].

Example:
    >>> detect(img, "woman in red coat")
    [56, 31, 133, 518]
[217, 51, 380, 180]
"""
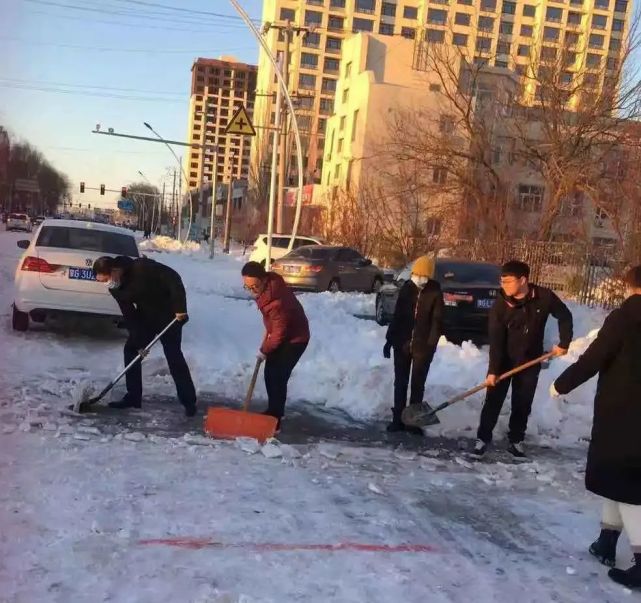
[242, 261, 310, 429]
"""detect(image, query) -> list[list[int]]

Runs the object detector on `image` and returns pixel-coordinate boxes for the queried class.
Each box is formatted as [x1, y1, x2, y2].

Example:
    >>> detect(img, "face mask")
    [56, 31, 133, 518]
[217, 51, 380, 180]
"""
[107, 278, 120, 290]
[411, 275, 429, 288]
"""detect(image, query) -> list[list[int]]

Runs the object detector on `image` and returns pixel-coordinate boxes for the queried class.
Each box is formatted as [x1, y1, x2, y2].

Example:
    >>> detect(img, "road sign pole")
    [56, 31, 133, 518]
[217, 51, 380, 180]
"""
[209, 153, 218, 260]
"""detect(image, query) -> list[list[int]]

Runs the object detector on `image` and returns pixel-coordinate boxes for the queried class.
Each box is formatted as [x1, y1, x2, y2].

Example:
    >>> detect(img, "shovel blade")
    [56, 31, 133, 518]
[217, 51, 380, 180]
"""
[204, 407, 277, 443]
[401, 403, 441, 428]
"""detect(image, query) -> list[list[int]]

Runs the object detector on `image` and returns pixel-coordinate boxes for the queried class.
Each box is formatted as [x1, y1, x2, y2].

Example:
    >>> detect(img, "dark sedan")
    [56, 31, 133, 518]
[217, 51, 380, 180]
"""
[272, 245, 385, 293]
[375, 259, 501, 343]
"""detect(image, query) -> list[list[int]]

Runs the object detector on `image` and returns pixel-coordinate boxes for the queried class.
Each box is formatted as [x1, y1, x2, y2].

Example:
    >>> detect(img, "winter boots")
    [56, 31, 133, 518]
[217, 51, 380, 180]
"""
[471, 439, 488, 457]
[589, 529, 620, 568]
[609, 554, 641, 589]
[386, 408, 423, 435]
[109, 396, 141, 410]
[507, 442, 527, 459]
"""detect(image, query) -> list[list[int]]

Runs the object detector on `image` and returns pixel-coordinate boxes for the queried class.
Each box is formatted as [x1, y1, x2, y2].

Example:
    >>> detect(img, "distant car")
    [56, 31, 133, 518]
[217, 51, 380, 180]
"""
[249, 233, 324, 267]
[375, 259, 501, 343]
[32, 215, 46, 227]
[272, 245, 384, 293]
[6, 213, 32, 232]
[12, 219, 140, 331]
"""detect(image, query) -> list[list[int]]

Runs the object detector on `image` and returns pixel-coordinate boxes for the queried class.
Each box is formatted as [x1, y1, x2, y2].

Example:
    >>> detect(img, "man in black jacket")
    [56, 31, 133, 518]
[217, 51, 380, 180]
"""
[552, 266, 641, 589]
[384, 255, 444, 433]
[93, 255, 197, 416]
[474, 260, 573, 458]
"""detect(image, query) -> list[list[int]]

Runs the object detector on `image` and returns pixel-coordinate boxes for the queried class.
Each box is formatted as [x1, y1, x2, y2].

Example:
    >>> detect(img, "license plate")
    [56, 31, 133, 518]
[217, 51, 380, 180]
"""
[68, 267, 96, 281]
[476, 298, 494, 309]
[284, 266, 299, 274]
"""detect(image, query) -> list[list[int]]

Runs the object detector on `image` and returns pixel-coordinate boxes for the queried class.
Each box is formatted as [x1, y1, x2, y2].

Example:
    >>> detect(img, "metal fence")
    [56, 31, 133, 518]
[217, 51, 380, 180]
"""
[440, 239, 629, 310]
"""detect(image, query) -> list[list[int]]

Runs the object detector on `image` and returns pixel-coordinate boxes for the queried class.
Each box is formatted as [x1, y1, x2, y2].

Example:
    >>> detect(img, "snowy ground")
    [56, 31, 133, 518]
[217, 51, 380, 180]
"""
[0, 230, 634, 602]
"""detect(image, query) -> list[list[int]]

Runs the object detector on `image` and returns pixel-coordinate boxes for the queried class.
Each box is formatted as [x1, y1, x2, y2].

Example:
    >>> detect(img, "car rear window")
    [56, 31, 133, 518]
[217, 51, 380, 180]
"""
[36, 226, 139, 256]
[436, 262, 500, 285]
[285, 247, 334, 260]
[10, 214, 28, 220]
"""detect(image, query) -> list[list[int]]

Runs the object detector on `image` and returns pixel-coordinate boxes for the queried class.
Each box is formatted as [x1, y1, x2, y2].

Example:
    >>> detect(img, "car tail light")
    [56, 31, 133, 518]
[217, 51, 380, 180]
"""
[21, 256, 58, 273]
[301, 265, 323, 273]
[272, 262, 282, 271]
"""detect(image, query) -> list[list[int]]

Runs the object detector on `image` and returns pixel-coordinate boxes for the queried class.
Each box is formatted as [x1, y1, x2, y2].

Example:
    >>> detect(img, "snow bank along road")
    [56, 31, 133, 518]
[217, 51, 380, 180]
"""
[0, 230, 630, 602]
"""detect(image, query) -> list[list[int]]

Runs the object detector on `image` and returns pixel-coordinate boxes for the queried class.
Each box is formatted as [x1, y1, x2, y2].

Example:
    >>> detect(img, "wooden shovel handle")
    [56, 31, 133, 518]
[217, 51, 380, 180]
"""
[242, 357, 263, 412]
[432, 351, 556, 414]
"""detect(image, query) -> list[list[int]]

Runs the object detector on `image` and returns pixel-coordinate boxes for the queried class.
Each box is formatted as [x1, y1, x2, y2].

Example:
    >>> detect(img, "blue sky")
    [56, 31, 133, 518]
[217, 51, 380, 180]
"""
[1, 0, 263, 209]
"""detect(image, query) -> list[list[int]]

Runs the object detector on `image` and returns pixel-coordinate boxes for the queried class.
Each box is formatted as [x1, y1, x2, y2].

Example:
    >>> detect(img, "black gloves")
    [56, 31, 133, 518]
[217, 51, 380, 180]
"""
[383, 342, 392, 359]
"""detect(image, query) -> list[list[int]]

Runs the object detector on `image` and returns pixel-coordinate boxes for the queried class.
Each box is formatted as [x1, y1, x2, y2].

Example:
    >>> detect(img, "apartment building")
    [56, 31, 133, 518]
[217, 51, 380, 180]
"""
[251, 0, 421, 186]
[185, 57, 257, 191]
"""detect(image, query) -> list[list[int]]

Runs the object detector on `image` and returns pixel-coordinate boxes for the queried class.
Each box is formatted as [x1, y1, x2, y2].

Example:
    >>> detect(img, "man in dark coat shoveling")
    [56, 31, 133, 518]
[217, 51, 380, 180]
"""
[242, 261, 310, 431]
[552, 265, 641, 590]
[92, 255, 197, 416]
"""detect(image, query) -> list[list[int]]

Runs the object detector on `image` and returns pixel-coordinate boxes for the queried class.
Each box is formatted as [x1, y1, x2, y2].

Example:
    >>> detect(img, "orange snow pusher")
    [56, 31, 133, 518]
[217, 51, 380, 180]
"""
[204, 358, 277, 443]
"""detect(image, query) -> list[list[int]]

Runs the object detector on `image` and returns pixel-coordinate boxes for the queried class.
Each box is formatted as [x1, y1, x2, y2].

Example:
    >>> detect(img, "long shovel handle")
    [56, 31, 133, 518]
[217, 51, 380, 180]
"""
[85, 317, 180, 406]
[429, 351, 555, 416]
[242, 357, 263, 412]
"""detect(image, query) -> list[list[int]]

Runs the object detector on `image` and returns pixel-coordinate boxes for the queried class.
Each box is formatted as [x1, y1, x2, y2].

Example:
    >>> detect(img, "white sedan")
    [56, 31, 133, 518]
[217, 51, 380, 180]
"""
[13, 219, 140, 331]
[6, 213, 32, 232]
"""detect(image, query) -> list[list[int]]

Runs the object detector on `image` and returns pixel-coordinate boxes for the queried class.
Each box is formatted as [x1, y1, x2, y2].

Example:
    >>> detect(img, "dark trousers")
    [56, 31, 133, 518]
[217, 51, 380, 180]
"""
[264, 342, 308, 419]
[477, 364, 541, 444]
[124, 322, 196, 409]
[393, 346, 436, 420]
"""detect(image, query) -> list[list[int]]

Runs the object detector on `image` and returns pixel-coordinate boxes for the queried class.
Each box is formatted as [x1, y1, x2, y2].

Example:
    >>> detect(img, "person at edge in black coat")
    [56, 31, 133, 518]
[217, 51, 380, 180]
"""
[473, 260, 573, 459]
[384, 255, 444, 434]
[92, 255, 198, 417]
[551, 265, 641, 590]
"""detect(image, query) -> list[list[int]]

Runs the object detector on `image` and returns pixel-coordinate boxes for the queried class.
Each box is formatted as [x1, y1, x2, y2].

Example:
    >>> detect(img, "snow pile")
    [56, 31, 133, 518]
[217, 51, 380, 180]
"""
[139, 235, 203, 255]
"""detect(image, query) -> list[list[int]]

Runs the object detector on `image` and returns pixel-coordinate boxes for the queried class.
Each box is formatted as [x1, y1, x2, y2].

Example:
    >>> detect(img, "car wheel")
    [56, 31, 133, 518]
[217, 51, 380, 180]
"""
[371, 277, 383, 294]
[12, 304, 29, 332]
[328, 279, 340, 293]
[375, 296, 388, 326]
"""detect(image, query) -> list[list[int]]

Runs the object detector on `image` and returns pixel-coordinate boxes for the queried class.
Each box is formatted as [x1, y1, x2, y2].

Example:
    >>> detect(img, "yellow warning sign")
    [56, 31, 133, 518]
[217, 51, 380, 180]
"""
[225, 105, 256, 136]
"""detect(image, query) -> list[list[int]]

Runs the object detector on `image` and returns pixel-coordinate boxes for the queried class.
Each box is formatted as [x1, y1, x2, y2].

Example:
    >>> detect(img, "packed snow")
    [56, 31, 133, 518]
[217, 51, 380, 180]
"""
[0, 229, 631, 602]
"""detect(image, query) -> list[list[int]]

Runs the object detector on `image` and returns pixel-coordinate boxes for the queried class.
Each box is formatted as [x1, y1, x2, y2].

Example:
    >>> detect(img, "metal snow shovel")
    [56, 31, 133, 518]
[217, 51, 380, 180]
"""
[204, 357, 278, 443]
[70, 317, 180, 413]
[402, 351, 556, 428]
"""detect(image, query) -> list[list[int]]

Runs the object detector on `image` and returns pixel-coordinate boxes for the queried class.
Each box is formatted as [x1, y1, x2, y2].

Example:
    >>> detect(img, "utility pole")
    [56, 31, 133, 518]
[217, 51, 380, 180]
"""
[171, 168, 177, 238]
[177, 160, 182, 242]
[223, 152, 237, 254]
[159, 181, 165, 234]
[209, 153, 218, 259]
[263, 21, 312, 234]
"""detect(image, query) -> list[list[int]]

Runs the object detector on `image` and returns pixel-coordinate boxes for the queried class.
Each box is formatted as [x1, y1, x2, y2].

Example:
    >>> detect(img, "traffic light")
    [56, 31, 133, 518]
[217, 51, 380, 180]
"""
[88, 204, 91, 210]
[121, 186, 127, 198]
[100, 184, 105, 195]
[80, 182, 85, 193]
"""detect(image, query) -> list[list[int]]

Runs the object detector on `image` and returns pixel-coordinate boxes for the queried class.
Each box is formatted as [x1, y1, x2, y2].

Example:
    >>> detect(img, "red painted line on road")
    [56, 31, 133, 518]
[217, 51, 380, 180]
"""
[137, 538, 438, 554]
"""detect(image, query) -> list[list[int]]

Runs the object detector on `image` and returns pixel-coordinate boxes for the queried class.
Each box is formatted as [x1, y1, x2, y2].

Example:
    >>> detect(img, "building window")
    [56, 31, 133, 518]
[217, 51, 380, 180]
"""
[521, 24, 533, 36]
[351, 109, 359, 141]
[382, 2, 397, 17]
[615, 0, 628, 12]
[301, 53, 319, 69]
[543, 26, 560, 41]
[476, 37, 492, 52]
[345, 61, 352, 77]
[426, 29, 446, 43]
[592, 14, 608, 30]
[356, 0, 375, 13]
[478, 16, 494, 31]
[379, 22, 394, 35]
[497, 41, 510, 54]
[541, 46, 557, 60]
[320, 97, 334, 114]
[427, 8, 448, 25]
[430, 83, 441, 91]
[589, 33, 605, 48]
[565, 32, 580, 46]
[502, 1, 516, 15]
[499, 21, 513, 35]
[401, 26, 416, 38]
[324, 58, 340, 73]
[322, 78, 337, 92]
[517, 44, 530, 56]
[280, 8, 295, 21]
[481, 0, 496, 11]
[607, 56, 619, 70]
[342, 88, 349, 103]
[426, 217, 442, 236]
[455, 12, 471, 26]
[586, 53, 602, 68]
[595, 0, 610, 8]
[612, 18, 625, 31]
[453, 32, 468, 46]
[474, 56, 489, 66]
[330, 0, 346, 7]
[403, 6, 418, 18]
[326, 37, 342, 52]
[318, 118, 327, 133]
[328, 15, 344, 30]
[561, 72, 573, 85]
[304, 10, 323, 26]
[352, 18, 374, 32]
[458, 0, 473, 5]
[609, 37, 621, 51]
[567, 11, 581, 24]
[337, 138, 344, 153]
[546, 6, 563, 22]
[304, 32, 321, 48]
[440, 115, 456, 133]
[495, 59, 508, 68]
[523, 4, 536, 17]
[563, 50, 577, 65]
[433, 167, 447, 185]
[516, 184, 544, 212]
[298, 74, 316, 89]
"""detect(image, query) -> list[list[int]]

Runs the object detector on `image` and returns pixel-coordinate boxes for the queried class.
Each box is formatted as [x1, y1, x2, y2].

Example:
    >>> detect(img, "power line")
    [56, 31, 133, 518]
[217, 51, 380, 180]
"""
[110, 0, 259, 23]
